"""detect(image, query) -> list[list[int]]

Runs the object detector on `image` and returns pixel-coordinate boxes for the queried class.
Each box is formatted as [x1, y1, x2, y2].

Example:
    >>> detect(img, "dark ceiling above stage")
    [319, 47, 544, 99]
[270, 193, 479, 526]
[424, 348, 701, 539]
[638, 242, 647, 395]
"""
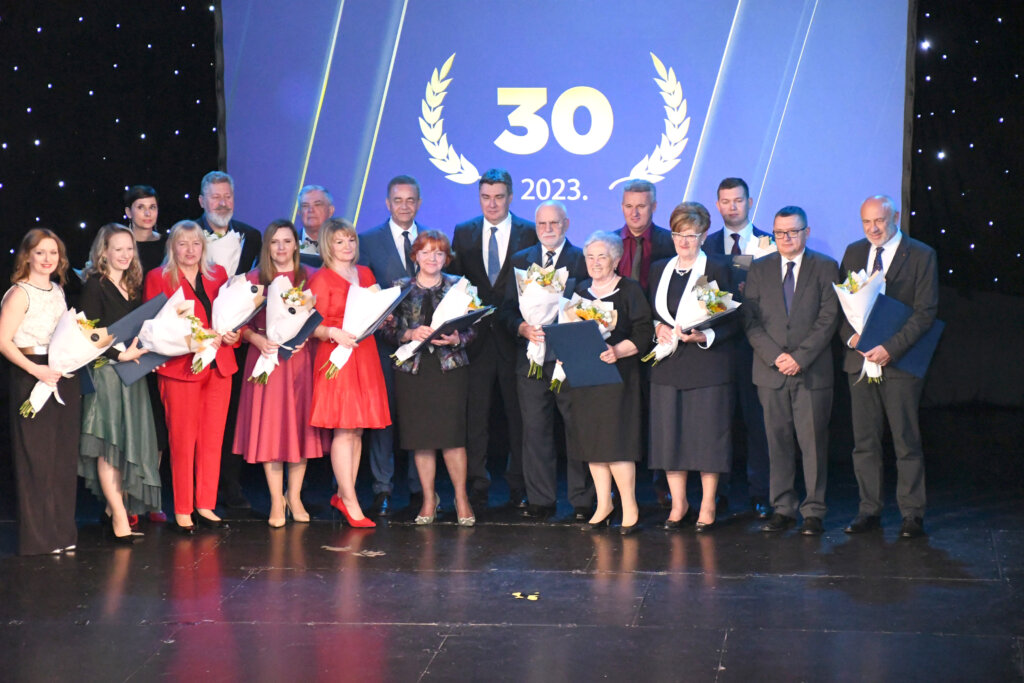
[0, 2, 1020, 295]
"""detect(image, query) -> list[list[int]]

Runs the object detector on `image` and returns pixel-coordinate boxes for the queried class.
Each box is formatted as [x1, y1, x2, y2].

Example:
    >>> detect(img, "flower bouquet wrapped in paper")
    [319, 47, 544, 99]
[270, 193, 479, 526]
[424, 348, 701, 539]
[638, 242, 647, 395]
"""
[205, 230, 242, 277]
[392, 277, 479, 366]
[548, 294, 617, 392]
[323, 283, 404, 379]
[746, 234, 778, 259]
[249, 276, 317, 384]
[191, 275, 265, 373]
[19, 310, 114, 418]
[834, 268, 886, 383]
[642, 277, 739, 365]
[138, 288, 216, 362]
[515, 263, 569, 378]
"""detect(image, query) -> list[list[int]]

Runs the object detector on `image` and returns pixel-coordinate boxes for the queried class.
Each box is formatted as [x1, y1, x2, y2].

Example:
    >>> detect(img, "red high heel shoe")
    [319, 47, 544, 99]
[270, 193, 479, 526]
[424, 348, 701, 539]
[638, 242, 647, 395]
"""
[330, 494, 376, 528]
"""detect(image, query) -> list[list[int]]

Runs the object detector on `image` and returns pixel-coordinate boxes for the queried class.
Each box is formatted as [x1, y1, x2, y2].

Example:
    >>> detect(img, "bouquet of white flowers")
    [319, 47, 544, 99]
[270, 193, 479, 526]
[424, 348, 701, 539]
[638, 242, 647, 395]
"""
[191, 275, 265, 373]
[514, 264, 569, 378]
[249, 276, 317, 384]
[834, 269, 886, 383]
[205, 230, 242, 277]
[323, 284, 405, 379]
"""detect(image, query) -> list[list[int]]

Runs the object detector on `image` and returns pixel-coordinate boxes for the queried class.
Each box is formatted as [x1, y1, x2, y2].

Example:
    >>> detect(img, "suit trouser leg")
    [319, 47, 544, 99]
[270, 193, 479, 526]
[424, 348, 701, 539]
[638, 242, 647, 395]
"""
[739, 379, 771, 499]
[368, 343, 417, 495]
[880, 377, 926, 518]
[557, 389, 594, 508]
[518, 374, 557, 507]
[465, 341, 498, 494]
[161, 376, 200, 515]
[218, 348, 246, 499]
[195, 373, 232, 511]
[758, 383, 799, 518]
[498, 354, 525, 492]
[849, 375, 886, 516]
[792, 382, 831, 519]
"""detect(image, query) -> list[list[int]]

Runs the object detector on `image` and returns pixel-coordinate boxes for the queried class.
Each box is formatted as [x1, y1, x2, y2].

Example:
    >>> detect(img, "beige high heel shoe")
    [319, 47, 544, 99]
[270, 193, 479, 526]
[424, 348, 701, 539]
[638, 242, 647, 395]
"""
[285, 497, 310, 523]
[268, 498, 286, 528]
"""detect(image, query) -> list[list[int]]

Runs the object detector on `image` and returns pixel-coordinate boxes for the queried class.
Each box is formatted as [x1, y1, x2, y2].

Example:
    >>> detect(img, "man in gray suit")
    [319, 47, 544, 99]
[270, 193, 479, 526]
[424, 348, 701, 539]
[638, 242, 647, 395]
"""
[840, 195, 938, 539]
[743, 206, 839, 535]
[357, 175, 426, 515]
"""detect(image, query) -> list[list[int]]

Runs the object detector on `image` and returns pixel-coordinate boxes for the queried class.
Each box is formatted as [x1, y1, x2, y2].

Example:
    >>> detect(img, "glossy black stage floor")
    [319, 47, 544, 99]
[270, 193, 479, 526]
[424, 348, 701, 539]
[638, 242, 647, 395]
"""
[1, 408, 1022, 681]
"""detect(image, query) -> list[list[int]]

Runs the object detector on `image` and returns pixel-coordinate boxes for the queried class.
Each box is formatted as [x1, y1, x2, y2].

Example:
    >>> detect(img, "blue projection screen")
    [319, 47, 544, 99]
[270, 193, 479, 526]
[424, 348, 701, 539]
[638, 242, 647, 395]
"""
[221, 0, 909, 258]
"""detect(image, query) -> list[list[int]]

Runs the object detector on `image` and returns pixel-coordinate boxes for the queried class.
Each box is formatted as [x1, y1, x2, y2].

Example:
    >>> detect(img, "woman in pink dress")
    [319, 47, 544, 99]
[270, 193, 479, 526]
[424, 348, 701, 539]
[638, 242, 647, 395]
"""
[234, 220, 324, 527]
[309, 218, 390, 528]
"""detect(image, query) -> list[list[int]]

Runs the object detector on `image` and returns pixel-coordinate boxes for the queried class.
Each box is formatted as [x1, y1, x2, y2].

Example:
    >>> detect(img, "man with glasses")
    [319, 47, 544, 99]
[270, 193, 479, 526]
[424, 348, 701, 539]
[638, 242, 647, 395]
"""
[357, 176, 429, 515]
[499, 200, 591, 520]
[839, 196, 938, 539]
[742, 206, 839, 535]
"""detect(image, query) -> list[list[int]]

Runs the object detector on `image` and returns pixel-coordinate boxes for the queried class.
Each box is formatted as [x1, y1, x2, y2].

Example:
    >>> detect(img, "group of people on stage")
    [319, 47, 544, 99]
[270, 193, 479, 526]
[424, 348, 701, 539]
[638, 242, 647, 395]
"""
[0, 167, 938, 556]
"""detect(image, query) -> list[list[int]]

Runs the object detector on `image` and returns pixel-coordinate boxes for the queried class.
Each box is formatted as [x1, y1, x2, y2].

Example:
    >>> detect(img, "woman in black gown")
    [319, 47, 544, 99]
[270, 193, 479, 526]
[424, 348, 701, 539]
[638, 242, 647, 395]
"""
[565, 231, 653, 534]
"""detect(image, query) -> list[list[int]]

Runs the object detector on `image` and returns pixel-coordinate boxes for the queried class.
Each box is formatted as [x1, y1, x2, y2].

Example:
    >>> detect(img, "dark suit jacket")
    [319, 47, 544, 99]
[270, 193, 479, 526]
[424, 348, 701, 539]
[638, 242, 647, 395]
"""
[499, 241, 588, 375]
[616, 223, 675, 293]
[743, 249, 840, 390]
[358, 219, 426, 286]
[449, 213, 538, 360]
[648, 254, 739, 390]
[196, 215, 262, 275]
[704, 225, 771, 296]
[838, 236, 938, 378]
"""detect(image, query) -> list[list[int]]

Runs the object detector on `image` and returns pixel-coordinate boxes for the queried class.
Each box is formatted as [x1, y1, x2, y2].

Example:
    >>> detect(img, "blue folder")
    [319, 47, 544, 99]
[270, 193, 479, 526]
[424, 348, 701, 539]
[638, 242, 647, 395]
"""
[542, 320, 622, 388]
[109, 294, 173, 385]
[277, 311, 324, 362]
[856, 294, 945, 378]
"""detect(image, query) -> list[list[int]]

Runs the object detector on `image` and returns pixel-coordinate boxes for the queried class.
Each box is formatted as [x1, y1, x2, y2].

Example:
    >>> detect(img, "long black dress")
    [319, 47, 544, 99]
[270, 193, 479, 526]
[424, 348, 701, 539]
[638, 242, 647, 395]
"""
[565, 277, 653, 463]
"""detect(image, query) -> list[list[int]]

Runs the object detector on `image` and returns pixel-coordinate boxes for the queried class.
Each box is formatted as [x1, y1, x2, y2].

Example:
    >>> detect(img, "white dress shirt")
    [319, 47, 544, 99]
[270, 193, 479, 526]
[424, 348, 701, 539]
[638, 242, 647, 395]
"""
[867, 230, 902, 275]
[389, 219, 419, 270]
[482, 213, 512, 278]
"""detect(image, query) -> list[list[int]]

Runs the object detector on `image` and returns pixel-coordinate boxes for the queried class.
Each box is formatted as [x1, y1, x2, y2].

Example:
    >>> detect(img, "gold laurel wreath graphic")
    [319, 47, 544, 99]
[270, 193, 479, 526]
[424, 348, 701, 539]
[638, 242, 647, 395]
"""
[420, 53, 481, 184]
[608, 53, 690, 189]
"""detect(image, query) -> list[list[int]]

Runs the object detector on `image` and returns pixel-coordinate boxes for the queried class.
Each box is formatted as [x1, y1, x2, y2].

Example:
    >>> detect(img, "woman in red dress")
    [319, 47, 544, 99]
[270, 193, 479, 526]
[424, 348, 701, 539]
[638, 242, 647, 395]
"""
[234, 219, 323, 527]
[143, 220, 240, 534]
[309, 218, 390, 527]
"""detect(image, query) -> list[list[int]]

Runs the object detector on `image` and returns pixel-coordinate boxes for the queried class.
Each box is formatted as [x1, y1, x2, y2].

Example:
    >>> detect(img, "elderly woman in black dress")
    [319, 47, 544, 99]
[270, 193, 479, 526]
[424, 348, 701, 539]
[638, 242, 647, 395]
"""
[379, 230, 476, 526]
[565, 231, 653, 534]
[648, 202, 738, 531]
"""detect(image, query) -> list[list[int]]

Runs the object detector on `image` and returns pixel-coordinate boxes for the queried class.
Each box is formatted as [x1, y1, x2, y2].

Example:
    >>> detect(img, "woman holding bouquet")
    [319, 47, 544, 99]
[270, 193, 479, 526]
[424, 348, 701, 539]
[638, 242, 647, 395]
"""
[566, 231, 653, 534]
[379, 230, 476, 526]
[648, 202, 738, 531]
[309, 218, 390, 528]
[234, 219, 323, 527]
[0, 229, 82, 555]
[144, 220, 240, 534]
[78, 224, 161, 543]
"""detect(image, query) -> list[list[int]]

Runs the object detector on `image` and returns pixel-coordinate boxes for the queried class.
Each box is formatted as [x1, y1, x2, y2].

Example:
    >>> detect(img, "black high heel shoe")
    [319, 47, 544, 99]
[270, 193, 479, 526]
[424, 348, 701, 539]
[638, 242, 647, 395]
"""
[104, 513, 144, 544]
[694, 520, 716, 533]
[587, 515, 612, 530]
[194, 513, 229, 530]
[662, 507, 698, 530]
[619, 522, 642, 536]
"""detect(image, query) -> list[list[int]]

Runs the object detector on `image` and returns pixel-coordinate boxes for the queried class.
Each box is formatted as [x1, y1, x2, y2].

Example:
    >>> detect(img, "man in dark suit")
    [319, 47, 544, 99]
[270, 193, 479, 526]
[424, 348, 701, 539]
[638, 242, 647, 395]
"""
[357, 175, 425, 515]
[743, 206, 839, 535]
[449, 169, 538, 508]
[705, 177, 773, 517]
[840, 195, 938, 539]
[500, 200, 593, 520]
[194, 170, 263, 511]
[297, 184, 334, 267]
[615, 179, 675, 293]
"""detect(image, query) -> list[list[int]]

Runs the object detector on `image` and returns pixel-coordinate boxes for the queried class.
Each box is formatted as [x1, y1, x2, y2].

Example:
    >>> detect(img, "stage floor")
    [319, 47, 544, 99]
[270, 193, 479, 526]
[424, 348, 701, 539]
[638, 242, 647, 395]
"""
[1, 459, 1022, 682]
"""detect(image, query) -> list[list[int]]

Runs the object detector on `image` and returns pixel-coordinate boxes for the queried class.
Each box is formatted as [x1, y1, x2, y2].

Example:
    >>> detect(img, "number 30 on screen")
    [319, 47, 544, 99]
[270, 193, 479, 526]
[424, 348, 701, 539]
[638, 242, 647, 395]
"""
[494, 87, 614, 156]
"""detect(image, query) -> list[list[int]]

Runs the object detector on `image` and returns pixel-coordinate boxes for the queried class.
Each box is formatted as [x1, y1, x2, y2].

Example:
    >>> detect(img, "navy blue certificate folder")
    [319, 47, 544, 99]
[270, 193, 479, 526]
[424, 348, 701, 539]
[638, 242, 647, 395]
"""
[277, 311, 324, 362]
[110, 294, 173, 385]
[856, 294, 945, 378]
[542, 320, 622, 388]
[423, 306, 495, 344]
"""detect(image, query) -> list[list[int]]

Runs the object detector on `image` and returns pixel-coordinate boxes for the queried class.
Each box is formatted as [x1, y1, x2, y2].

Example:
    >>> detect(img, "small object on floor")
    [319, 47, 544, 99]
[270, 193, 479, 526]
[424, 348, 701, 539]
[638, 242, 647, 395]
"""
[520, 504, 556, 520]
[148, 511, 168, 523]
[844, 514, 882, 534]
[512, 591, 540, 601]
[799, 517, 824, 536]
[370, 492, 391, 517]
[509, 488, 528, 509]
[761, 513, 795, 532]
[899, 516, 926, 538]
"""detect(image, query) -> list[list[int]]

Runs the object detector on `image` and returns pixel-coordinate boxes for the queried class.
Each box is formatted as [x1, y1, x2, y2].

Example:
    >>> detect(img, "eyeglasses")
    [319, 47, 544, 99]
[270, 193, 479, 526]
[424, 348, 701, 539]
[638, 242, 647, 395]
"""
[773, 227, 807, 240]
[671, 233, 701, 243]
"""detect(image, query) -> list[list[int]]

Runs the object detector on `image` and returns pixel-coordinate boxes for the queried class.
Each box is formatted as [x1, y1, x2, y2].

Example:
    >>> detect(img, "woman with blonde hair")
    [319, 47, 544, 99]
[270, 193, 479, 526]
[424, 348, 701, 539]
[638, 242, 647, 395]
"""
[143, 220, 241, 534]
[0, 229, 81, 554]
[78, 223, 161, 543]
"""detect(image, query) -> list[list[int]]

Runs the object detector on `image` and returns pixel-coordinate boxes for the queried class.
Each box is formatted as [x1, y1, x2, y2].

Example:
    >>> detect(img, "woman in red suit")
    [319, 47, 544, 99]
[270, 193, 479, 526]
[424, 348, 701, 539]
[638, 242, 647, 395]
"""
[144, 220, 240, 534]
[309, 218, 390, 527]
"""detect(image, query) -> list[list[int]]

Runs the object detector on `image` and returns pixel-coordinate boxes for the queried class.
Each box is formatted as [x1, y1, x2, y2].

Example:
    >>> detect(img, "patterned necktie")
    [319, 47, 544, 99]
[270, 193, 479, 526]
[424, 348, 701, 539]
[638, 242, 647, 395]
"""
[487, 226, 500, 285]
[731, 233, 741, 256]
[403, 230, 415, 277]
[783, 261, 795, 315]
[544, 250, 555, 268]
[630, 236, 643, 280]
[871, 247, 884, 275]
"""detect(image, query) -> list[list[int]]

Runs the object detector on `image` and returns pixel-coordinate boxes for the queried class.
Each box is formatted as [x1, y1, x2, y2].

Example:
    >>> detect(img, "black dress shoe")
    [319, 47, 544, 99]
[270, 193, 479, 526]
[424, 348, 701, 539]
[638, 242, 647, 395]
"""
[799, 517, 824, 535]
[195, 514, 229, 530]
[844, 514, 882, 534]
[520, 504, 556, 520]
[899, 516, 925, 538]
[370, 493, 391, 517]
[619, 522, 641, 535]
[573, 506, 592, 522]
[509, 488, 528, 509]
[761, 513, 796, 532]
[694, 520, 716, 533]
[662, 507, 698, 530]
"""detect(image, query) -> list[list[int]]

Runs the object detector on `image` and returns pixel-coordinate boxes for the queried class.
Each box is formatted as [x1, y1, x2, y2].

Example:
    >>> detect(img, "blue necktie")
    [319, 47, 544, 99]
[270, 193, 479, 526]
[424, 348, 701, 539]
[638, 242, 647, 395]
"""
[487, 227, 500, 285]
[544, 250, 555, 267]
[783, 261, 795, 315]
[871, 247, 884, 275]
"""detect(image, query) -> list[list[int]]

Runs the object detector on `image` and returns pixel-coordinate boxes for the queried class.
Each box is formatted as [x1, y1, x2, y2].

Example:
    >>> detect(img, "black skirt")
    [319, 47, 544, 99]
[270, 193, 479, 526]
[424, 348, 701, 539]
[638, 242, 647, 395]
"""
[9, 356, 81, 555]
[566, 356, 642, 463]
[648, 381, 733, 473]
[394, 352, 469, 450]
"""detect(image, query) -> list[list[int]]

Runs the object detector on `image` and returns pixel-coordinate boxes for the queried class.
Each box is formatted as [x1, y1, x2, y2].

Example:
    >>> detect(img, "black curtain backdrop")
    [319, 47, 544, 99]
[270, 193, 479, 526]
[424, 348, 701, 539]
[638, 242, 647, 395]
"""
[0, 3, 1020, 518]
